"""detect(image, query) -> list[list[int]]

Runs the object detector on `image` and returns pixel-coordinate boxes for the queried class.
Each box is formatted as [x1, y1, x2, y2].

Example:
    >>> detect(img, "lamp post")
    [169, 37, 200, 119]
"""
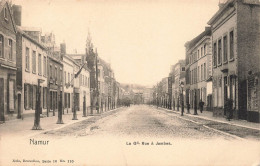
[56, 88, 64, 124]
[83, 95, 87, 117]
[180, 82, 184, 116]
[32, 79, 45, 130]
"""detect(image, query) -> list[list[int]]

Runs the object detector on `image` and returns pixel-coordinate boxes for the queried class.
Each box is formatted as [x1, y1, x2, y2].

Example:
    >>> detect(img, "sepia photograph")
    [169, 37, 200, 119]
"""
[0, 0, 260, 165]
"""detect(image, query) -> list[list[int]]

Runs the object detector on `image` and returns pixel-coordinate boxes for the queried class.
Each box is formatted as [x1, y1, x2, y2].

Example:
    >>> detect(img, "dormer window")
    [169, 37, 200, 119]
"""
[4, 7, 8, 21]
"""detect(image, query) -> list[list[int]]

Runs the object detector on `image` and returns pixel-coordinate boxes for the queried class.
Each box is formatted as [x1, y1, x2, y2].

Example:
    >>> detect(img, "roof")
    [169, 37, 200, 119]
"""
[0, 0, 17, 33]
[17, 26, 46, 50]
[185, 27, 211, 51]
[208, 0, 260, 25]
[20, 26, 42, 32]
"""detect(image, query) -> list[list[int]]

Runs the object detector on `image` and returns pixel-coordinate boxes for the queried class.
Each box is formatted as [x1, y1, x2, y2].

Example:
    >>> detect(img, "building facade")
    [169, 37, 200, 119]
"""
[185, 27, 212, 111]
[208, 0, 260, 122]
[16, 28, 48, 118]
[0, 1, 17, 121]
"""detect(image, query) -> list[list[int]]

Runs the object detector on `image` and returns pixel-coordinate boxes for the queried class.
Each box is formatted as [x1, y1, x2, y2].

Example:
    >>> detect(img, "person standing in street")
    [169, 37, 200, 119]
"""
[199, 99, 204, 113]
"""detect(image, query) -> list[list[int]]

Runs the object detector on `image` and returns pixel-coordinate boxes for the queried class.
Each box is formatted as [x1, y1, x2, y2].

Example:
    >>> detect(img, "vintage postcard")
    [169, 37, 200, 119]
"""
[0, 0, 260, 165]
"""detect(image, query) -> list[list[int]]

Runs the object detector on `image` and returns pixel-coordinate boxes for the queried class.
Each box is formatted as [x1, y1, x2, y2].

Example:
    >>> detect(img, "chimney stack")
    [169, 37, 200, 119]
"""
[60, 43, 66, 56]
[12, 5, 22, 26]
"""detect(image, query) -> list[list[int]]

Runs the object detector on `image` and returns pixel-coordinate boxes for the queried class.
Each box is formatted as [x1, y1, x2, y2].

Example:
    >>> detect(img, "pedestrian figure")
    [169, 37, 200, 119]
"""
[199, 100, 204, 113]
[186, 102, 190, 114]
[225, 99, 233, 121]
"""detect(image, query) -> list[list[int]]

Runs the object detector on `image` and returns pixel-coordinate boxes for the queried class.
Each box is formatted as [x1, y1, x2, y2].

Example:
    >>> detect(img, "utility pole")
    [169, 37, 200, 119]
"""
[32, 79, 44, 130]
[95, 48, 99, 113]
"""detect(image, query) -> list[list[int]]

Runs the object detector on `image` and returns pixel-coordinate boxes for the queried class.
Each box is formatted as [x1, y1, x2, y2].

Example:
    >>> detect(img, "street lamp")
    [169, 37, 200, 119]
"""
[56, 85, 64, 124]
[32, 79, 45, 130]
[180, 82, 184, 116]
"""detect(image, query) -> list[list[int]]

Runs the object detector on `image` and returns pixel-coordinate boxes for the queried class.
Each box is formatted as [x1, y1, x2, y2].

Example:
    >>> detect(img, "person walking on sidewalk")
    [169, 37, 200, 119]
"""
[199, 99, 204, 113]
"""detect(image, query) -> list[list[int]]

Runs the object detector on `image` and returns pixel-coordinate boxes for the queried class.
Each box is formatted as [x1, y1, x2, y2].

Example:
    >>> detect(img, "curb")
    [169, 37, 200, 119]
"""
[24, 107, 122, 139]
[153, 106, 260, 131]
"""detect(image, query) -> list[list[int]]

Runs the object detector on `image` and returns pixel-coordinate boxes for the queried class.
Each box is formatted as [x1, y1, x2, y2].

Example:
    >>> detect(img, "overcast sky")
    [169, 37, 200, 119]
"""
[13, 0, 219, 86]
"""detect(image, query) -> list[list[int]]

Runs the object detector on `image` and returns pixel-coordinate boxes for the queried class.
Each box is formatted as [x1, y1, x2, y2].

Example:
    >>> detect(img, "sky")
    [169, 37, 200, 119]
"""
[13, 0, 220, 86]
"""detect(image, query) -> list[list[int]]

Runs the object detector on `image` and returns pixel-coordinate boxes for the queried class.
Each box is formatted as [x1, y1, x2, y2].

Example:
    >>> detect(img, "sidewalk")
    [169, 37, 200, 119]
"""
[155, 106, 260, 131]
[0, 111, 93, 138]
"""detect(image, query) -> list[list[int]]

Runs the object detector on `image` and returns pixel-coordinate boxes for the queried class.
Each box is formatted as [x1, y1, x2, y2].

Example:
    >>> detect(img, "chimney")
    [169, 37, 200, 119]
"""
[218, 0, 227, 9]
[12, 5, 22, 26]
[60, 43, 66, 56]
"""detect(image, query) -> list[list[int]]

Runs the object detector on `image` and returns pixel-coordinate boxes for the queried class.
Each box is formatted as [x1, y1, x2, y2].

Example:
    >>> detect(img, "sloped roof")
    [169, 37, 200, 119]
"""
[0, 0, 17, 33]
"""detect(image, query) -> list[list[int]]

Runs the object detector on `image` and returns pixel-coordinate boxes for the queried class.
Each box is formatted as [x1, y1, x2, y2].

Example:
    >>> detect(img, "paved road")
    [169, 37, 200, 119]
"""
[2, 105, 260, 166]
[42, 105, 235, 140]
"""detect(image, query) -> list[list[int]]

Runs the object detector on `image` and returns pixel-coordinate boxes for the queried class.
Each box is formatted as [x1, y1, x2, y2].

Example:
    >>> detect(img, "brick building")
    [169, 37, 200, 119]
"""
[0, 1, 17, 121]
[208, 0, 260, 122]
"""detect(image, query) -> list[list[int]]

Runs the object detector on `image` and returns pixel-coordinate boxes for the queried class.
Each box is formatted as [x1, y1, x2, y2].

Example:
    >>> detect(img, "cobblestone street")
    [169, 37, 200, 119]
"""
[38, 105, 259, 141]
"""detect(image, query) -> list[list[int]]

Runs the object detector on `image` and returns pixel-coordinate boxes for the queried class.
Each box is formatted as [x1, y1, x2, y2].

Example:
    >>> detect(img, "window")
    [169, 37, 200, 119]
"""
[32, 50, 36, 73]
[71, 74, 73, 85]
[201, 47, 203, 57]
[43, 56, 46, 76]
[204, 44, 206, 56]
[60, 69, 62, 82]
[8, 39, 12, 60]
[25, 47, 30, 71]
[55, 67, 57, 80]
[198, 66, 200, 82]
[218, 39, 222, 65]
[50, 65, 52, 79]
[4, 7, 8, 20]
[197, 50, 200, 59]
[213, 42, 217, 67]
[64, 71, 66, 84]
[201, 64, 203, 81]
[38, 54, 42, 75]
[204, 63, 206, 80]
[230, 31, 234, 60]
[68, 72, 70, 84]
[190, 71, 191, 85]
[181, 67, 185, 71]
[223, 36, 227, 62]
[0, 35, 3, 58]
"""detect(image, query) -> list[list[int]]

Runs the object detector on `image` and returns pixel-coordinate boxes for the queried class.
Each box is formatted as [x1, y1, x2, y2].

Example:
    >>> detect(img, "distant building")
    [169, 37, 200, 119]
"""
[42, 32, 63, 116]
[171, 60, 185, 110]
[208, 0, 260, 122]
[68, 53, 91, 113]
